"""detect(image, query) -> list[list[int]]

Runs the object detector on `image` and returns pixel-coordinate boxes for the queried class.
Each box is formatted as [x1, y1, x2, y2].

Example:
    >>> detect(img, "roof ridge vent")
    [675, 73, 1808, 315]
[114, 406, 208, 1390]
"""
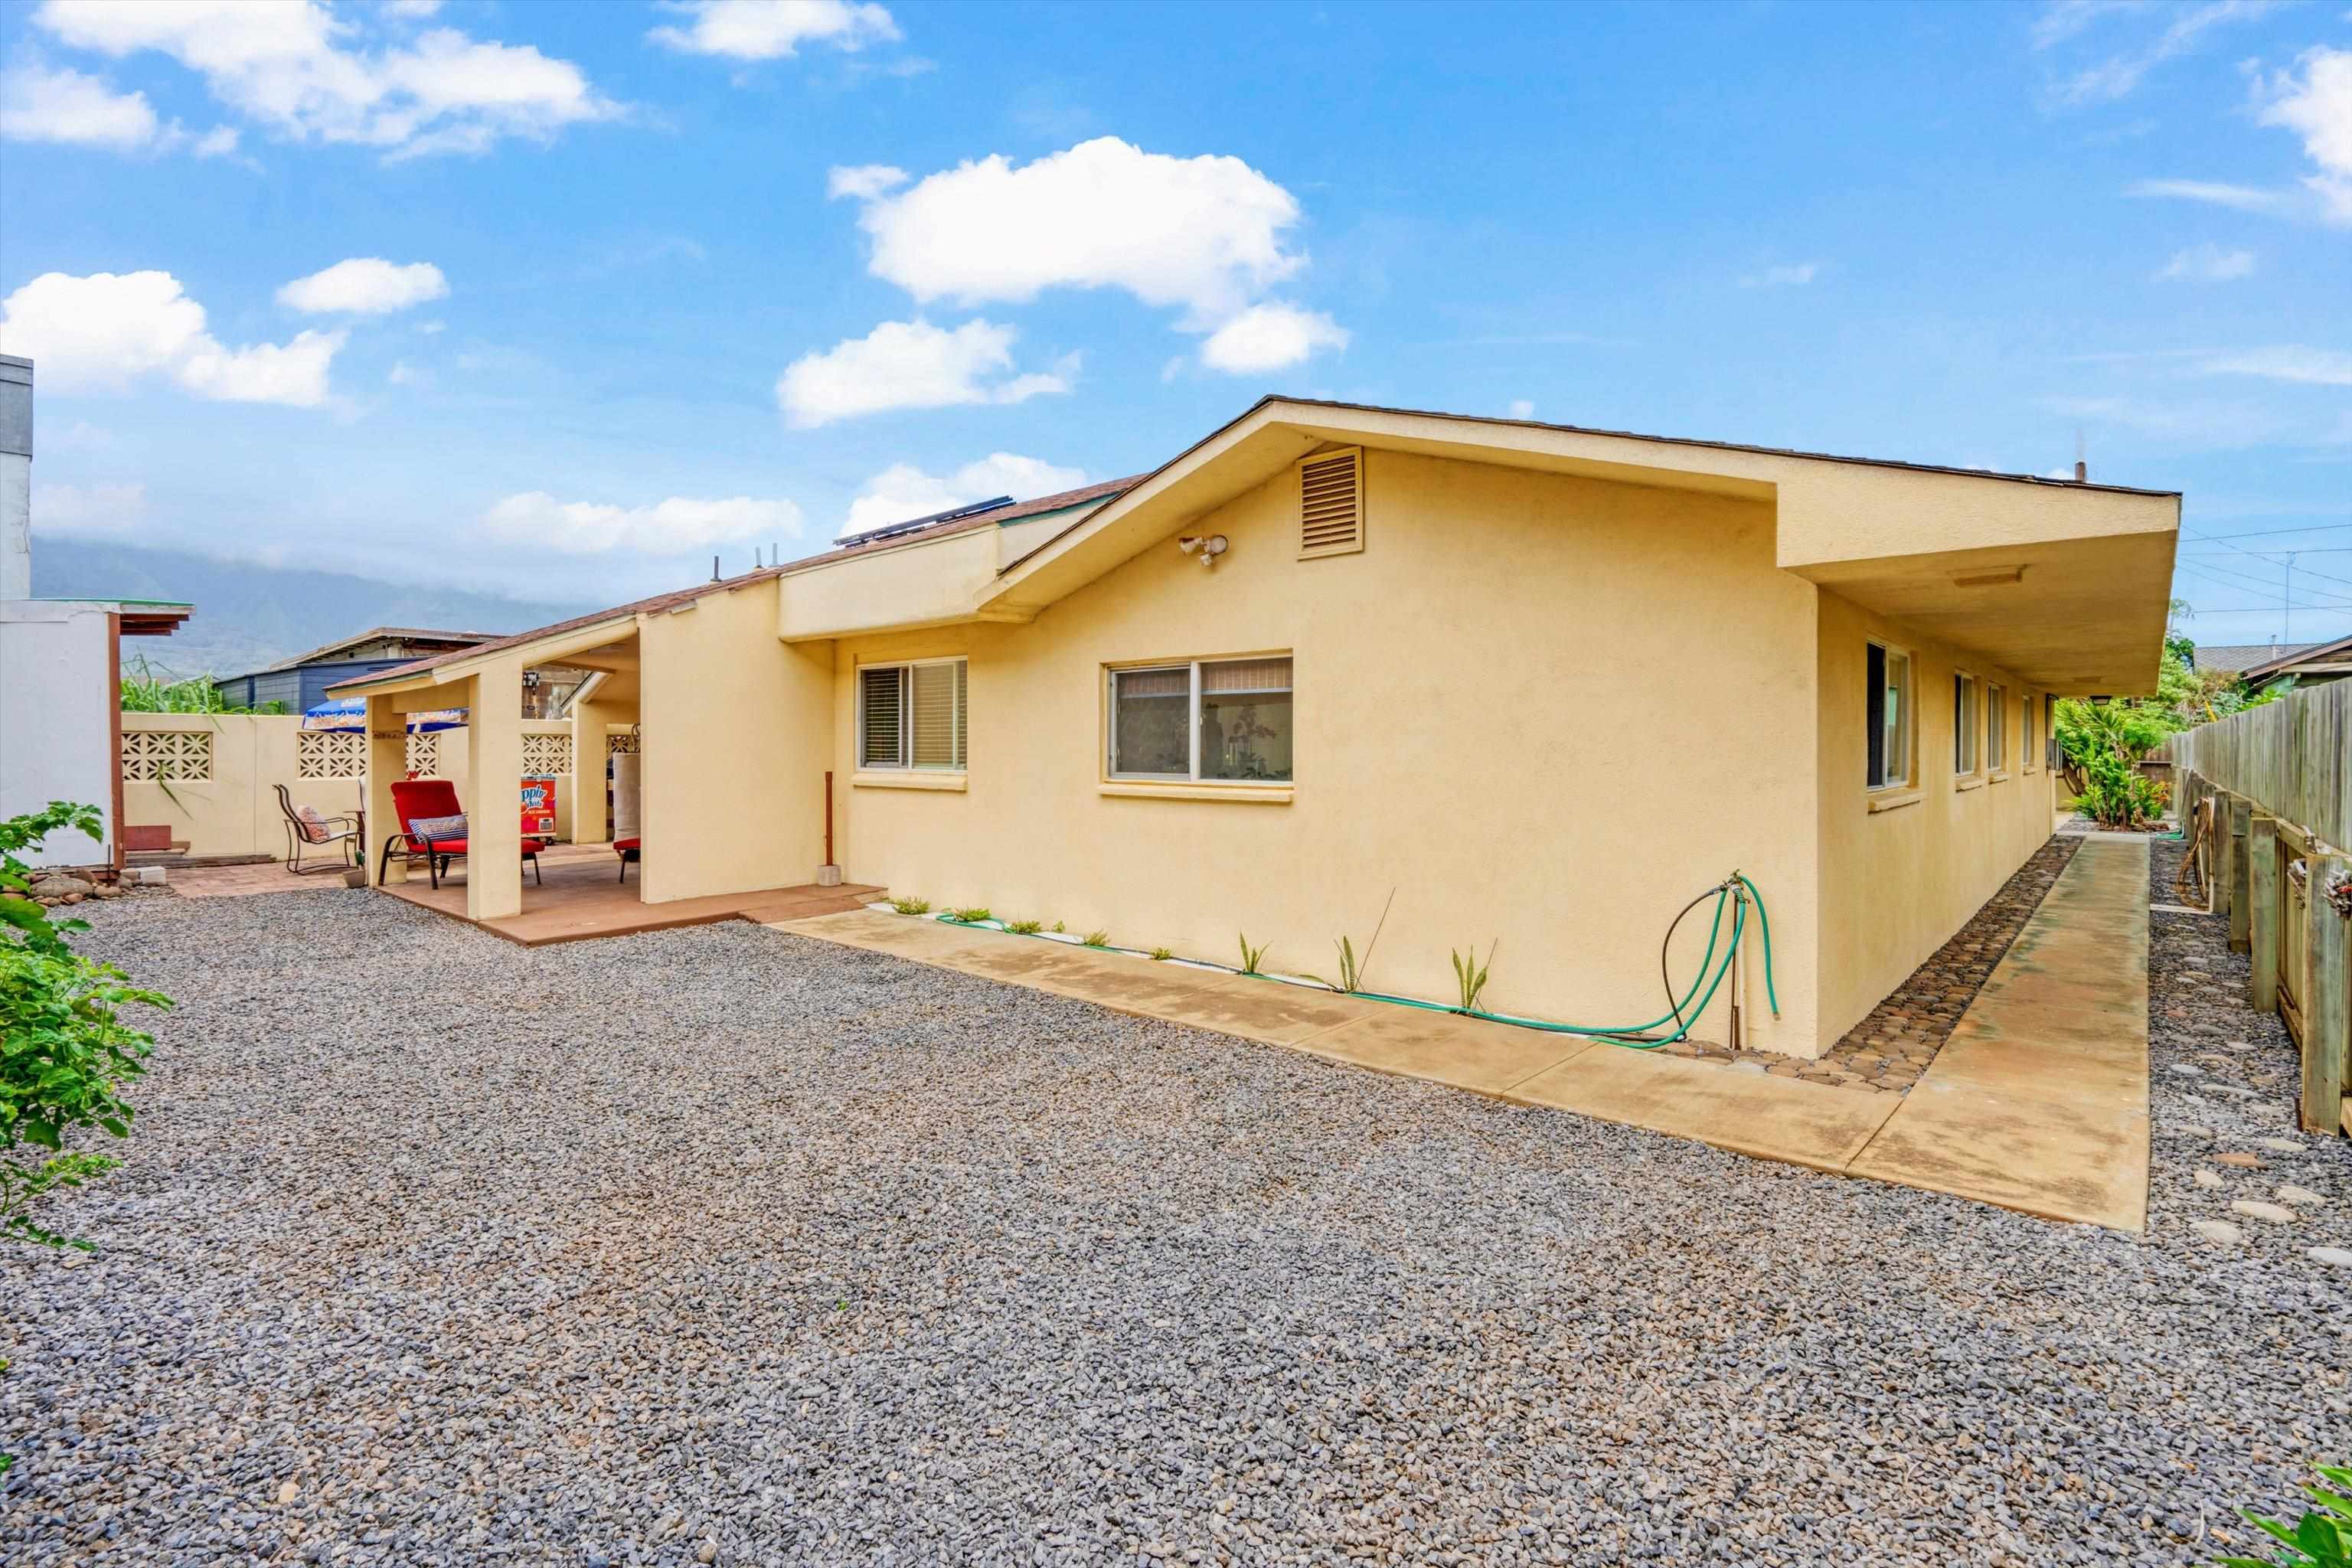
[1297, 446, 1364, 559]
[834, 494, 1014, 549]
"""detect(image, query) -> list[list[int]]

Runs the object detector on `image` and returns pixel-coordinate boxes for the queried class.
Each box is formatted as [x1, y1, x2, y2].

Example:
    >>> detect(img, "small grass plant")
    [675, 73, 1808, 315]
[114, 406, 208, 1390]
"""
[1006, 919, 1042, 936]
[1148, 946, 1174, 961]
[1450, 941, 1497, 1014]
[889, 896, 930, 916]
[946, 906, 993, 923]
[1236, 934, 1270, 975]
[1083, 929, 1110, 948]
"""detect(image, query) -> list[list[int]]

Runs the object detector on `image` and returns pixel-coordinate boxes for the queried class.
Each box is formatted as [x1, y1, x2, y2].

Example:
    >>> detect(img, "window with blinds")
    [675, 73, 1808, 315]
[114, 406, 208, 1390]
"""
[1109, 655, 1293, 782]
[1297, 447, 1364, 558]
[860, 658, 967, 770]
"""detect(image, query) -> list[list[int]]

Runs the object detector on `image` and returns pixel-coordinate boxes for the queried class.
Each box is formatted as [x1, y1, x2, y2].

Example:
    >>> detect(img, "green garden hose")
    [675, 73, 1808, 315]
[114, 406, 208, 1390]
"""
[929, 870, 1781, 1053]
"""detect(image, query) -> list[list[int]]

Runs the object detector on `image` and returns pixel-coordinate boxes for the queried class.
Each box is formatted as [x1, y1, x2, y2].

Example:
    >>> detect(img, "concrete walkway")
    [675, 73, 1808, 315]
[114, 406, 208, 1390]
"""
[772, 841, 2149, 1229]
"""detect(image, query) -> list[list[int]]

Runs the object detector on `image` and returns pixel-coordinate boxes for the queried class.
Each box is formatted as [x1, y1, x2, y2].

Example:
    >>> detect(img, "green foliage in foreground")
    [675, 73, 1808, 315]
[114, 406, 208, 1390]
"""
[1, 804, 167, 1251]
[2219, 1463, 2352, 1566]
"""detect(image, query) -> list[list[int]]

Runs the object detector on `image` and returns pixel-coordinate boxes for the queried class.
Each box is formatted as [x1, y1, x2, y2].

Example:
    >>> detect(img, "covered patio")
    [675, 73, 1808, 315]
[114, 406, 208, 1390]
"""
[327, 583, 845, 939]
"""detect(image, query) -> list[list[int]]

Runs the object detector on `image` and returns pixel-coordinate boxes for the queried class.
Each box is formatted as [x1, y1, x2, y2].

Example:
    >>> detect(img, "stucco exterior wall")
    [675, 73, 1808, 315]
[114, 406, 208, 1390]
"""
[119, 714, 361, 860]
[1812, 587, 2059, 1044]
[1, 602, 115, 867]
[832, 450, 1826, 1054]
[640, 581, 832, 903]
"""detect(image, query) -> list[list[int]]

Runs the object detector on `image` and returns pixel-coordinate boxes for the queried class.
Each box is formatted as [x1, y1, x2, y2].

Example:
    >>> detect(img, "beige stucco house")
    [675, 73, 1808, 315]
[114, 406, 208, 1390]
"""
[334, 397, 2179, 1058]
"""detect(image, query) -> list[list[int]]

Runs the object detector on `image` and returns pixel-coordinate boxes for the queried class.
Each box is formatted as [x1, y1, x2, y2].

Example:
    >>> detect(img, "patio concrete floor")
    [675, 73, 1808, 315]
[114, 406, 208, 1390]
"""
[776, 836, 2151, 1229]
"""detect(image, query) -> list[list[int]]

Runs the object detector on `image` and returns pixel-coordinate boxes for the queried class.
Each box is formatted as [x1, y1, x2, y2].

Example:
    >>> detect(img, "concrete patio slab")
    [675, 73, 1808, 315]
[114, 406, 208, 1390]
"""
[1298, 1007, 1597, 1096]
[1512, 1047, 1900, 1173]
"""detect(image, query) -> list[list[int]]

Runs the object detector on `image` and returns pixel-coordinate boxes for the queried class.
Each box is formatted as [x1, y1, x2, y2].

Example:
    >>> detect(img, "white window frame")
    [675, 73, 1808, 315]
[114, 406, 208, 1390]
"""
[1106, 655, 1292, 783]
[858, 656, 966, 772]
[1953, 671, 1981, 777]
[1867, 638, 1913, 792]
[1985, 680, 2008, 776]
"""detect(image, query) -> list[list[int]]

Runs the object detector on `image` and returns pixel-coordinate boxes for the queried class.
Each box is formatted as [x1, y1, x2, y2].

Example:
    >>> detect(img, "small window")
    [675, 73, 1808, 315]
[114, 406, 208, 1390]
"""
[1985, 681, 2007, 773]
[1109, 656, 1294, 782]
[1865, 640, 1912, 789]
[859, 658, 966, 770]
[1953, 673, 1979, 775]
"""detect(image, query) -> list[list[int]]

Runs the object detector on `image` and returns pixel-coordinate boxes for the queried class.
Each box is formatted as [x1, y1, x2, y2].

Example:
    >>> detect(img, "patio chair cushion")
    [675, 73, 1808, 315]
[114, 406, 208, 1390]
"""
[409, 813, 467, 842]
[292, 805, 336, 844]
[614, 838, 641, 853]
[399, 838, 550, 857]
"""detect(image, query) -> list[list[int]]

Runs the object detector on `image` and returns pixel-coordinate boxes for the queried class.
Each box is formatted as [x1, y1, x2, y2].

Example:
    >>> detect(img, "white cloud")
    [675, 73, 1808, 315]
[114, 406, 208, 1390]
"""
[2257, 46, 2352, 224]
[2046, 0, 2275, 106]
[1740, 262, 1821, 288]
[776, 318, 1072, 426]
[2198, 345, 2352, 386]
[31, 0, 621, 161]
[1507, 399, 1536, 420]
[650, 1, 900, 60]
[0, 60, 241, 155]
[278, 258, 449, 315]
[482, 492, 805, 556]
[32, 480, 146, 541]
[0, 62, 158, 147]
[842, 136, 1308, 325]
[2127, 178, 2298, 215]
[386, 361, 430, 387]
[1197, 303, 1349, 374]
[2155, 243, 2256, 281]
[826, 162, 908, 199]
[0, 270, 343, 407]
[843, 452, 1088, 536]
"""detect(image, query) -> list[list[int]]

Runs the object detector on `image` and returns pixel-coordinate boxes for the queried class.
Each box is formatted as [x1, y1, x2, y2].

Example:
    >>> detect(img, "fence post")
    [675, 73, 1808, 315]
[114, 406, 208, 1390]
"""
[2226, 795, 2252, 952]
[2211, 790, 2238, 927]
[2302, 854, 2348, 1136]
[2249, 815, 2279, 1012]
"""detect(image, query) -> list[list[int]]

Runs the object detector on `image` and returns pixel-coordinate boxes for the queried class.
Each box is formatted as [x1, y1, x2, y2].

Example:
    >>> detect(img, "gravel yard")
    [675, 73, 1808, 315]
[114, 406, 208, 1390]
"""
[4, 872, 2348, 1567]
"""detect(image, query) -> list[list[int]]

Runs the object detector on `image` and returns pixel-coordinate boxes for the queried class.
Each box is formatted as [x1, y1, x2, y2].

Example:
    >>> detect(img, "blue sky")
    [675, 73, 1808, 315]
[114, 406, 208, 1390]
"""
[2, 0, 2347, 644]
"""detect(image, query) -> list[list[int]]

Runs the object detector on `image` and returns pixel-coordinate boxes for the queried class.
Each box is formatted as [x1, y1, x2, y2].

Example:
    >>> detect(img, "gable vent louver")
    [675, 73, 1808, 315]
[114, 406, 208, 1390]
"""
[1297, 446, 1365, 559]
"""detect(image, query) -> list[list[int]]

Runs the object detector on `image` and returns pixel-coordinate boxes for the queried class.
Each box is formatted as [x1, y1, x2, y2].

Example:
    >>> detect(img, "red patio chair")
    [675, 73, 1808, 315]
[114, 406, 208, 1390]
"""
[614, 837, 641, 884]
[377, 779, 544, 892]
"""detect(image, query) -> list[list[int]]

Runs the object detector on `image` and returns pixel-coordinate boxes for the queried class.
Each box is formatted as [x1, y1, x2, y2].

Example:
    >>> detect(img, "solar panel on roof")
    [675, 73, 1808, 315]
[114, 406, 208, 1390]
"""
[832, 495, 1015, 549]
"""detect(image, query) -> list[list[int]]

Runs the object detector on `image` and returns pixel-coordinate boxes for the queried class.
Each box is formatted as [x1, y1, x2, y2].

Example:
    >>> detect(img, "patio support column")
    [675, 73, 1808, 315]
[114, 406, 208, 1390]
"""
[569, 699, 609, 846]
[466, 662, 524, 921]
[364, 692, 407, 884]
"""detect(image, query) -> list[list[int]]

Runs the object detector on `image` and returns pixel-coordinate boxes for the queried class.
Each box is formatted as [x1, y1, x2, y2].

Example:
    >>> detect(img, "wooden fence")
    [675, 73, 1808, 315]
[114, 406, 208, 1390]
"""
[2161, 681, 2350, 1136]
[2157, 680, 2348, 851]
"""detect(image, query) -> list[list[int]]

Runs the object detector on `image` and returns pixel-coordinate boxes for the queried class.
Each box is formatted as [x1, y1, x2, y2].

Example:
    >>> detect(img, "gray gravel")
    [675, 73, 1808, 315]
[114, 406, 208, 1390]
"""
[3, 867, 2347, 1566]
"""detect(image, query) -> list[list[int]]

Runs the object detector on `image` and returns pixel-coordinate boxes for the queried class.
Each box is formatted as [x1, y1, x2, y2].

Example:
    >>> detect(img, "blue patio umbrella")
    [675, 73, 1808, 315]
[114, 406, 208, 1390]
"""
[300, 697, 468, 733]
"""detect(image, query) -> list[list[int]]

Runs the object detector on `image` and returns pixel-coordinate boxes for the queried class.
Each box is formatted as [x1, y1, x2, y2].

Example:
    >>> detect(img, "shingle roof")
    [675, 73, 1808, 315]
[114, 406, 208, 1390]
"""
[331, 477, 1139, 694]
[2195, 642, 2317, 675]
[263, 625, 508, 672]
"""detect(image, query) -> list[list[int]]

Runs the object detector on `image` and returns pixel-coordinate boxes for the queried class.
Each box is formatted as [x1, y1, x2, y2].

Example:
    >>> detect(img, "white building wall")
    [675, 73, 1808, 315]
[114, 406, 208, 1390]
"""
[0, 601, 116, 867]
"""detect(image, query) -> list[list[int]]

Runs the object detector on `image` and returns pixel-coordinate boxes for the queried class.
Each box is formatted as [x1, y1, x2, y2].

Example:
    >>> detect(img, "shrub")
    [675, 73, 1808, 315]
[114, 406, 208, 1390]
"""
[890, 896, 930, 916]
[2218, 1462, 2352, 1566]
[1083, 929, 1110, 948]
[1006, 920, 1042, 936]
[1, 804, 168, 1251]
[946, 906, 993, 923]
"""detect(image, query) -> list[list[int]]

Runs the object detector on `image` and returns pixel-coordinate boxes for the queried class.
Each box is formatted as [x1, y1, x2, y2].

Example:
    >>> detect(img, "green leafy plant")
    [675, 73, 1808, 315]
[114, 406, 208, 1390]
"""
[1148, 946, 1174, 961]
[2, 804, 167, 1251]
[946, 906, 993, 923]
[1006, 919, 1042, 936]
[1050, 921, 1066, 933]
[2218, 1463, 2352, 1566]
[119, 655, 285, 714]
[1083, 929, 1110, 948]
[1236, 933, 1270, 975]
[1451, 941, 1497, 1013]
[890, 896, 930, 916]
[1312, 889, 1397, 994]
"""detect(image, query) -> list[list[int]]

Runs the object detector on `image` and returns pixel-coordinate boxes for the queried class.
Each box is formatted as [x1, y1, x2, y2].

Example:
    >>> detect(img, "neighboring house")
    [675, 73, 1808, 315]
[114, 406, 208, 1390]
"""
[213, 626, 591, 717]
[333, 397, 2180, 1060]
[2231, 633, 2352, 696]
[0, 353, 194, 868]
